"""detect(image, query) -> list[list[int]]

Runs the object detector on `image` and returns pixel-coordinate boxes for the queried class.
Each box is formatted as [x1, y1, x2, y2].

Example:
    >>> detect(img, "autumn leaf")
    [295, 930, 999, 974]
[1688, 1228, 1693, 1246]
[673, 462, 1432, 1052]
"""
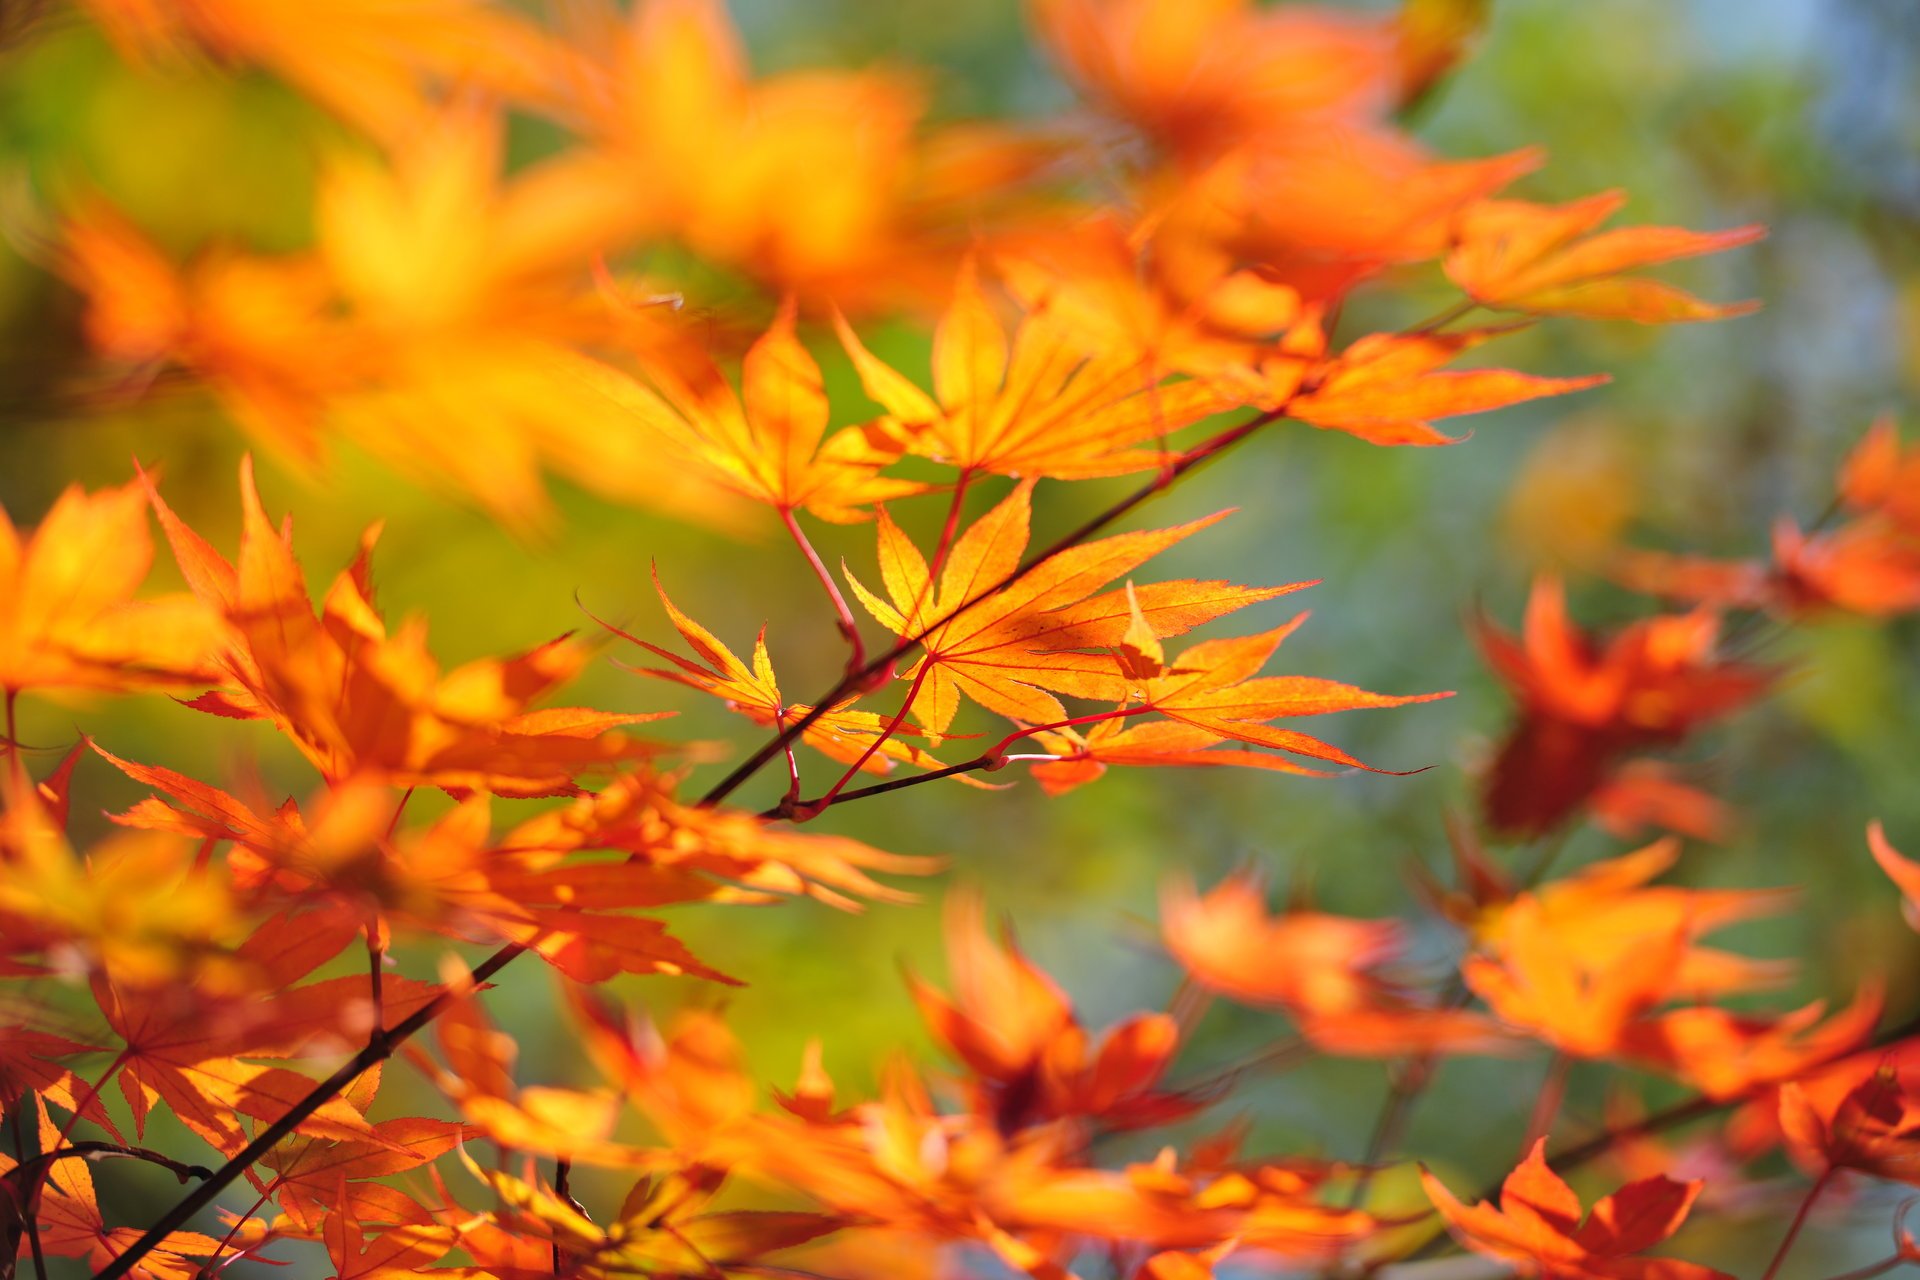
[1621, 986, 1884, 1101]
[1420, 1139, 1732, 1280]
[144, 457, 667, 796]
[909, 890, 1197, 1131]
[1446, 190, 1764, 323]
[1476, 576, 1774, 837]
[1162, 873, 1503, 1057]
[846, 480, 1293, 736]
[836, 259, 1231, 479]
[1286, 328, 1606, 446]
[604, 301, 928, 522]
[0, 478, 222, 701]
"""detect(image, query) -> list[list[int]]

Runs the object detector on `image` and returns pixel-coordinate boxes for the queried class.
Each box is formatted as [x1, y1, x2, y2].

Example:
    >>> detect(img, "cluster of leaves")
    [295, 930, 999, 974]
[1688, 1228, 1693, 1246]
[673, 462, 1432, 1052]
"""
[2, 2, 1914, 1280]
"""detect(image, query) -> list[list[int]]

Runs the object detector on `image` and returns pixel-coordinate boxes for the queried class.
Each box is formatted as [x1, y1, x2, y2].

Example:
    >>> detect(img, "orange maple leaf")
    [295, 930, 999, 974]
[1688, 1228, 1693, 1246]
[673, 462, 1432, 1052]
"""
[145, 458, 666, 796]
[0, 478, 222, 701]
[1446, 190, 1764, 324]
[1162, 872, 1503, 1057]
[1476, 576, 1773, 837]
[1420, 1139, 1732, 1280]
[909, 890, 1197, 1131]
[846, 480, 1291, 736]
[606, 302, 927, 522]
[1462, 841, 1795, 1060]
[835, 260, 1230, 479]
[1286, 328, 1606, 446]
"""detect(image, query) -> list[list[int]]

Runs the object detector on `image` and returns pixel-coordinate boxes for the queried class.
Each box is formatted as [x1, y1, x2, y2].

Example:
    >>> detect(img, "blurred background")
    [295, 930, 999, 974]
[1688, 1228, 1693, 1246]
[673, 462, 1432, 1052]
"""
[2, 0, 1918, 1273]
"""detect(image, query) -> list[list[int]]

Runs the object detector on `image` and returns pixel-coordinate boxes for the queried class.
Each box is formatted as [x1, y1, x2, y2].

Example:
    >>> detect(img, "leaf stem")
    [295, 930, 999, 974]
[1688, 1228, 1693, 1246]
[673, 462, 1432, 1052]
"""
[780, 506, 866, 673]
[1520, 1052, 1571, 1157]
[1763, 1170, 1834, 1280]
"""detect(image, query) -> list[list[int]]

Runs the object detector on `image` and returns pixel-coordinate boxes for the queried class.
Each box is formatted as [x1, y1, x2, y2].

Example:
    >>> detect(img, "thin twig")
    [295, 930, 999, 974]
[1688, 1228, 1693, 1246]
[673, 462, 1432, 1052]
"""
[780, 506, 867, 673]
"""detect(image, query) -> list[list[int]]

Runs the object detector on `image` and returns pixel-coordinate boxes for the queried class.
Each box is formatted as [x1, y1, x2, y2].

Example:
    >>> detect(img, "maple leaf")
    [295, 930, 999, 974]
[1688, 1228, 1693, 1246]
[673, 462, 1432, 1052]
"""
[836, 259, 1231, 479]
[1476, 576, 1774, 837]
[1778, 1057, 1920, 1184]
[604, 302, 928, 522]
[845, 480, 1293, 736]
[1285, 327, 1606, 446]
[144, 457, 666, 796]
[1620, 986, 1884, 1101]
[1162, 873, 1503, 1057]
[1616, 521, 1920, 619]
[500, 767, 942, 912]
[0, 478, 222, 701]
[1446, 190, 1764, 323]
[608, 568, 947, 775]
[1420, 1139, 1733, 1280]
[1461, 841, 1795, 1060]
[909, 890, 1198, 1132]
[1125, 619, 1450, 770]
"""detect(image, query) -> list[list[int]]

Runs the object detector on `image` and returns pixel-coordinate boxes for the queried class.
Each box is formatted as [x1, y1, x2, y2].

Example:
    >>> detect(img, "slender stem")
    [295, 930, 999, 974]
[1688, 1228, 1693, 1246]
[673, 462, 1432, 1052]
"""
[367, 925, 386, 1035]
[552, 1158, 574, 1276]
[4, 686, 19, 786]
[697, 408, 1287, 808]
[205, 1182, 277, 1270]
[779, 506, 866, 672]
[90, 941, 527, 1280]
[1763, 1170, 1834, 1280]
[1345, 1055, 1437, 1211]
[928, 469, 974, 583]
[1520, 1052, 1571, 1158]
